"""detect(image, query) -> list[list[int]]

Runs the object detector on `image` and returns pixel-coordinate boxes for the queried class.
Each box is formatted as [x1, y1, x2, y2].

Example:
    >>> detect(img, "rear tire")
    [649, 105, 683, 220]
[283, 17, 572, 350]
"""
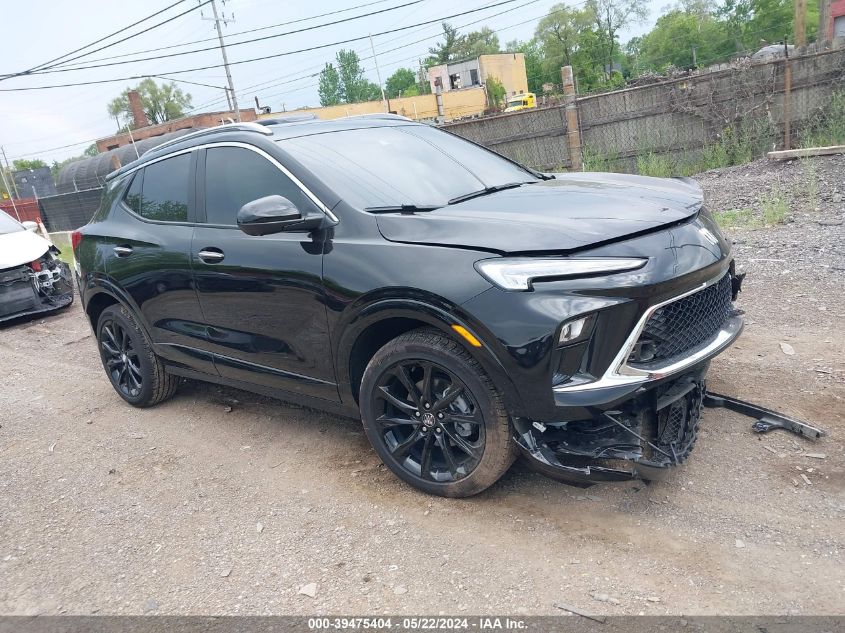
[360, 328, 515, 497]
[96, 304, 178, 407]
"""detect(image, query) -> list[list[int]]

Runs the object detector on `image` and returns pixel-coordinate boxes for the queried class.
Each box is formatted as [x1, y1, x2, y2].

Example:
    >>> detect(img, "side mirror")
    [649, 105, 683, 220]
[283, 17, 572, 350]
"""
[236, 195, 323, 236]
[22, 221, 38, 232]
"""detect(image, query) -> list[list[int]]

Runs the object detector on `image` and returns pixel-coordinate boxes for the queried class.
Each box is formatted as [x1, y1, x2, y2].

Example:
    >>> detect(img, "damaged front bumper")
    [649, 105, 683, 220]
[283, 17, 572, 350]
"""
[515, 268, 746, 485]
[515, 368, 710, 484]
[0, 256, 74, 324]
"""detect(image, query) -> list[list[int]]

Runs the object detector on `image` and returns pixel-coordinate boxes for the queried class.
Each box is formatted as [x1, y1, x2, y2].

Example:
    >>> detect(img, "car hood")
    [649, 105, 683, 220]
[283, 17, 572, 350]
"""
[375, 172, 703, 254]
[0, 230, 50, 269]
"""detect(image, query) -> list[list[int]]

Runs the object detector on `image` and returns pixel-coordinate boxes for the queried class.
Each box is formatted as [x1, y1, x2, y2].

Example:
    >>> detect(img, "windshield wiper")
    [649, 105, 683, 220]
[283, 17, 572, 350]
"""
[364, 204, 441, 214]
[447, 181, 531, 205]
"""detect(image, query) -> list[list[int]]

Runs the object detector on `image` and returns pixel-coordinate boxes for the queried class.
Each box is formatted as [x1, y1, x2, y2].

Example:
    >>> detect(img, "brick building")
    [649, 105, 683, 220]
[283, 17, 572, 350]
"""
[95, 90, 257, 153]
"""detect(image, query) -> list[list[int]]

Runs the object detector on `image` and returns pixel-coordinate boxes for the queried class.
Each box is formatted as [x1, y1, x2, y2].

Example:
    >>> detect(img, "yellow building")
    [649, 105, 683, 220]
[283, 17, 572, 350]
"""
[258, 86, 487, 123]
[426, 53, 529, 98]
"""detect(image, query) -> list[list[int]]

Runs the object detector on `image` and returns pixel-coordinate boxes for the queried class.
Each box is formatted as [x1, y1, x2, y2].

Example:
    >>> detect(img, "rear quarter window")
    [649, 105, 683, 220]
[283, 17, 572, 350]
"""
[124, 154, 190, 222]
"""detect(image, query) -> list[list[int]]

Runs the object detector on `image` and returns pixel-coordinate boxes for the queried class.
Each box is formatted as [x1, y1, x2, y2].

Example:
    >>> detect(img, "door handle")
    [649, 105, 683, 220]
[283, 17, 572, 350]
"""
[198, 248, 225, 263]
[113, 245, 133, 257]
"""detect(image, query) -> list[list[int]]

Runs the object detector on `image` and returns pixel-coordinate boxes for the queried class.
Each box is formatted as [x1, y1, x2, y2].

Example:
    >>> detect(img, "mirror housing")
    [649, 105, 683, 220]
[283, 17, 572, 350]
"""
[236, 195, 324, 236]
[22, 221, 38, 232]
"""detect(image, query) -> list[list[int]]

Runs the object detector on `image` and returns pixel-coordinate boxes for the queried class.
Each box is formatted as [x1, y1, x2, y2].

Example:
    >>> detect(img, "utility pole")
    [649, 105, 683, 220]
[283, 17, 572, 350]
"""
[819, 0, 832, 43]
[369, 34, 389, 112]
[794, 0, 808, 46]
[205, 0, 241, 122]
[0, 146, 20, 198]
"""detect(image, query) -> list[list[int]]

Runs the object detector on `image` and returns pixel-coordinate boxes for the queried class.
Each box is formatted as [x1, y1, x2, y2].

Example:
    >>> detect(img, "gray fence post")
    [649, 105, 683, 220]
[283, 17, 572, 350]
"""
[561, 66, 583, 171]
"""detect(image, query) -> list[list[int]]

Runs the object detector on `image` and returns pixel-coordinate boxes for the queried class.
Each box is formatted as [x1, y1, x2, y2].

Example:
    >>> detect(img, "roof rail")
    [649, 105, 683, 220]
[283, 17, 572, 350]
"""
[142, 121, 273, 155]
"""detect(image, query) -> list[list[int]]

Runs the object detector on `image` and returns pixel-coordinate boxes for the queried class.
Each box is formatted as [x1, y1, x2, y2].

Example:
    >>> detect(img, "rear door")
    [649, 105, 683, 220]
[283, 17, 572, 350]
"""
[103, 150, 215, 374]
[191, 143, 338, 401]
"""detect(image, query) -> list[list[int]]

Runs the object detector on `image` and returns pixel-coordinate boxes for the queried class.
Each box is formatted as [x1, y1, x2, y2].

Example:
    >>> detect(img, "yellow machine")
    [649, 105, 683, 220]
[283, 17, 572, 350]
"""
[504, 92, 536, 112]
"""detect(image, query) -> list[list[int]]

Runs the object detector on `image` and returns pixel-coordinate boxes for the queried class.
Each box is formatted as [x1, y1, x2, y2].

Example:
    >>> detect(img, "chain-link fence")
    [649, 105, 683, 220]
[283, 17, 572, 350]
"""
[443, 41, 845, 177]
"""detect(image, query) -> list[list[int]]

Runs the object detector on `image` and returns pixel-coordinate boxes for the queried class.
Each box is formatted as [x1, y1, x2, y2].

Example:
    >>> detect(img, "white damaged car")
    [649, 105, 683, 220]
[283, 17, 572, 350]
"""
[0, 213, 73, 323]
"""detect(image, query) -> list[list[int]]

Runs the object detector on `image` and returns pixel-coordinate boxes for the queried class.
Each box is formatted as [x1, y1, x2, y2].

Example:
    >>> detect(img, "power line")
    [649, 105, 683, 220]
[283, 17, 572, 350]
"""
[186, 0, 539, 112]
[45, 0, 400, 71]
[1, 0, 190, 81]
[20, 0, 427, 76]
[0, 0, 529, 91]
[0, 1, 213, 82]
[229, 0, 551, 108]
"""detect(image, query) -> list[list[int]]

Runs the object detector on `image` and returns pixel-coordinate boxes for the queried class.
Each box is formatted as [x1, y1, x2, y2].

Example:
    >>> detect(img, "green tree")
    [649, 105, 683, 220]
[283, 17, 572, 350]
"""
[318, 62, 342, 106]
[587, 0, 649, 78]
[637, 10, 732, 70]
[485, 76, 506, 109]
[506, 38, 551, 93]
[385, 68, 418, 98]
[319, 50, 381, 104]
[453, 26, 501, 59]
[336, 49, 382, 103]
[718, 0, 817, 52]
[107, 78, 192, 127]
[12, 158, 48, 171]
[536, 4, 595, 68]
[427, 22, 461, 65]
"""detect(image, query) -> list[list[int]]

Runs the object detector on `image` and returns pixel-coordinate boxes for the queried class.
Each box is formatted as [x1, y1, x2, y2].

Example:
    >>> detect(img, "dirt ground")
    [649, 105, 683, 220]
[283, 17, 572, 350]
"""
[0, 157, 843, 616]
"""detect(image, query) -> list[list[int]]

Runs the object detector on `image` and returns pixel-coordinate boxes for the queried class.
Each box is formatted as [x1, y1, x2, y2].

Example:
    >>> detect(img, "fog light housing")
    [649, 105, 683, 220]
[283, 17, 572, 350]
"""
[558, 314, 596, 346]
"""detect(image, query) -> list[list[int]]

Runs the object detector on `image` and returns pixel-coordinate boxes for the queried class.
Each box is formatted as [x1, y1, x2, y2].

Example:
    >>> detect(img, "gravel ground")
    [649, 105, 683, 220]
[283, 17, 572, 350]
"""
[0, 156, 843, 616]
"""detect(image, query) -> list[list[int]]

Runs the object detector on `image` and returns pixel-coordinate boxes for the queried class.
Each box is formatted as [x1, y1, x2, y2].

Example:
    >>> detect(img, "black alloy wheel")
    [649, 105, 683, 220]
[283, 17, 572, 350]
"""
[360, 329, 515, 497]
[372, 359, 485, 482]
[100, 319, 143, 398]
[96, 304, 179, 407]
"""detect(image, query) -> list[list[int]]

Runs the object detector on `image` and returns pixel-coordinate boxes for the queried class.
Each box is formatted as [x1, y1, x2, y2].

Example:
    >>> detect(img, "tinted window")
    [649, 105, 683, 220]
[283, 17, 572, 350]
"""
[139, 154, 190, 222]
[124, 172, 143, 214]
[278, 124, 537, 208]
[204, 147, 313, 225]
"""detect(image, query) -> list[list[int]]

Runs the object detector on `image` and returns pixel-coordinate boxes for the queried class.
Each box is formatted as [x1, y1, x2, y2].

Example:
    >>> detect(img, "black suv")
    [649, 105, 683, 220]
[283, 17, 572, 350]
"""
[73, 116, 743, 497]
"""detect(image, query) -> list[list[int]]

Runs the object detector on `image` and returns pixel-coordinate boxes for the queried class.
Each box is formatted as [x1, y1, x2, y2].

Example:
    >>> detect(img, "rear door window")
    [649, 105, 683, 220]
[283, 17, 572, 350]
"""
[203, 146, 313, 225]
[137, 154, 191, 222]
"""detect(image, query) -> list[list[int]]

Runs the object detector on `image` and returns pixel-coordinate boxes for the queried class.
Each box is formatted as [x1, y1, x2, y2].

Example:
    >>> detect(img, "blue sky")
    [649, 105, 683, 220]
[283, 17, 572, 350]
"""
[0, 0, 664, 165]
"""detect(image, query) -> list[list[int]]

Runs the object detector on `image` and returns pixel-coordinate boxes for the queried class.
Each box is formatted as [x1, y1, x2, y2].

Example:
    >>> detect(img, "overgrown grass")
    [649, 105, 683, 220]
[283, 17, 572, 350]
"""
[636, 152, 674, 177]
[583, 118, 776, 177]
[714, 208, 758, 228]
[760, 187, 789, 226]
[801, 89, 845, 148]
[581, 146, 622, 172]
[801, 158, 820, 212]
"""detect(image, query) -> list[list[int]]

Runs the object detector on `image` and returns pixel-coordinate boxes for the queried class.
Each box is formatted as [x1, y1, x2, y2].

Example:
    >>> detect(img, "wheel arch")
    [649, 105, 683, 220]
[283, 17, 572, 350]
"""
[337, 298, 524, 415]
[84, 286, 152, 341]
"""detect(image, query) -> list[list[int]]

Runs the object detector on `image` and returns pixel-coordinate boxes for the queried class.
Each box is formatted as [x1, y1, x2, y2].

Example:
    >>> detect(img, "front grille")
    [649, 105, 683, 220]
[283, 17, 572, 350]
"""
[629, 273, 733, 365]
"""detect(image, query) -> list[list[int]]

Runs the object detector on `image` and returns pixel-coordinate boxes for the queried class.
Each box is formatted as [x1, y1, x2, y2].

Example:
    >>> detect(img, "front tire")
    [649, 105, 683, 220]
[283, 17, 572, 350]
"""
[360, 329, 515, 497]
[96, 304, 178, 407]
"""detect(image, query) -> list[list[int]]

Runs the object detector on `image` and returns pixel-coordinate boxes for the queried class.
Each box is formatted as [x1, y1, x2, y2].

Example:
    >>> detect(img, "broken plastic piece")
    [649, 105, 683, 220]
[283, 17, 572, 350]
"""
[703, 392, 826, 440]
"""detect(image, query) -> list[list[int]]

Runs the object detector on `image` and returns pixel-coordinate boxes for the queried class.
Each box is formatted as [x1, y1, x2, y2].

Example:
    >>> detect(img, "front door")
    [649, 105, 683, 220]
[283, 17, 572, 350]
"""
[191, 144, 338, 402]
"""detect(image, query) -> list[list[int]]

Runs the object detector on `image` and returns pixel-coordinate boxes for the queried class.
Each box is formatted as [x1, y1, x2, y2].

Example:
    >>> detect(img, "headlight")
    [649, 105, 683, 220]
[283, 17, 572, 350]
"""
[474, 257, 647, 291]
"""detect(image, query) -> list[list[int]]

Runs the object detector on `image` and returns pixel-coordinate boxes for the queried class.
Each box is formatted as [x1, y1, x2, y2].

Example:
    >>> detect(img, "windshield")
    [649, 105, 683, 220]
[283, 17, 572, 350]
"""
[508, 98, 527, 106]
[0, 211, 24, 235]
[278, 124, 538, 209]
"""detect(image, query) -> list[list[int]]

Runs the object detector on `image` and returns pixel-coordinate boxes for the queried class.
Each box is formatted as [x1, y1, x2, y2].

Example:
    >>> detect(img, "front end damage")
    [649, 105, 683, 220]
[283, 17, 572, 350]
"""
[514, 264, 747, 486]
[514, 366, 708, 484]
[0, 249, 74, 324]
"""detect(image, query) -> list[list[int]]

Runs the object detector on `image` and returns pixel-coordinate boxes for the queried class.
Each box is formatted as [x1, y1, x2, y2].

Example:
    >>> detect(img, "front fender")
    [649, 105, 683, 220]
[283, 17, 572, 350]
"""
[333, 293, 525, 416]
